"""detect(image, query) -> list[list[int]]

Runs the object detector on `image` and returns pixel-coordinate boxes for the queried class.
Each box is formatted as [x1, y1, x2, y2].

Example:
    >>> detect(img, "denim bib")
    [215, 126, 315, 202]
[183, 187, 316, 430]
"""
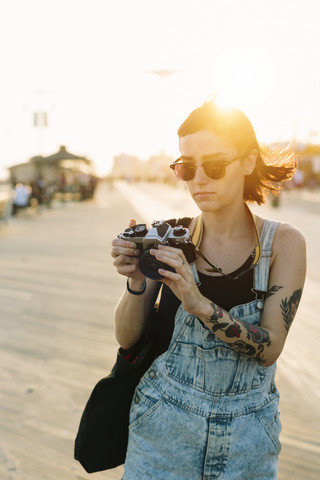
[123, 219, 282, 480]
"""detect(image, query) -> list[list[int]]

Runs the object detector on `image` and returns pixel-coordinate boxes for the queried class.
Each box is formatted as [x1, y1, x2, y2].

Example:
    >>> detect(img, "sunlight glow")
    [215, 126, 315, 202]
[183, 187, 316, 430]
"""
[0, 0, 319, 177]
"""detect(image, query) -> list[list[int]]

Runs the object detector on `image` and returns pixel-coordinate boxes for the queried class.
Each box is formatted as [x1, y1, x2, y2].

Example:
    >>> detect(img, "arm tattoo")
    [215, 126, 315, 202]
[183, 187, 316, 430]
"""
[265, 285, 283, 299]
[206, 304, 271, 364]
[241, 320, 271, 346]
[224, 323, 241, 338]
[280, 288, 302, 332]
[224, 320, 271, 364]
[207, 303, 227, 332]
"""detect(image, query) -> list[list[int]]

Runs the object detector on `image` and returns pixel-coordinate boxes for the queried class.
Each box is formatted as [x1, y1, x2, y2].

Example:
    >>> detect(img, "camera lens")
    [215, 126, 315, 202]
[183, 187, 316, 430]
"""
[138, 248, 174, 280]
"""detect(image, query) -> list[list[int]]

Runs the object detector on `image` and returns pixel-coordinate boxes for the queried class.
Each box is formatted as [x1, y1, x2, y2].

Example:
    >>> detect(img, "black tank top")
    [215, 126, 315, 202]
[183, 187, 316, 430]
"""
[154, 218, 256, 356]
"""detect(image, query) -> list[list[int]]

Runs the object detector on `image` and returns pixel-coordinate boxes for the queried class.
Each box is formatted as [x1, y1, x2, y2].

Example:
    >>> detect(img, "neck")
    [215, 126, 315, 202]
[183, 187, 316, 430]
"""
[201, 202, 252, 239]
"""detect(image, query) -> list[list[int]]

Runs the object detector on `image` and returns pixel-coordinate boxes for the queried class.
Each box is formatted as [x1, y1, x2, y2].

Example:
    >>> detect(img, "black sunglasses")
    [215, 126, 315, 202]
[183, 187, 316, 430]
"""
[170, 156, 242, 181]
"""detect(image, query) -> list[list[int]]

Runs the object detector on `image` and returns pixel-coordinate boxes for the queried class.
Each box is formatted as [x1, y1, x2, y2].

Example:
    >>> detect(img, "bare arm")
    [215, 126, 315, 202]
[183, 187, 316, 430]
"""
[152, 223, 306, 366]
[113, 277, 159, 350]
[111, 220, 159, 350]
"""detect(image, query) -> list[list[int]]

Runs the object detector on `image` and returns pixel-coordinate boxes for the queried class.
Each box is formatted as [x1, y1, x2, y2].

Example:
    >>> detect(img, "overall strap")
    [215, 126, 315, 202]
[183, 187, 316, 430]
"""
[253, 219, 280, 307]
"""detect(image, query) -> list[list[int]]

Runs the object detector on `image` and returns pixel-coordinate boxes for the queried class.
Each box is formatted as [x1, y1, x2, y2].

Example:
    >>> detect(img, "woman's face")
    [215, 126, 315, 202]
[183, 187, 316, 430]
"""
[178, 130, 248, 212]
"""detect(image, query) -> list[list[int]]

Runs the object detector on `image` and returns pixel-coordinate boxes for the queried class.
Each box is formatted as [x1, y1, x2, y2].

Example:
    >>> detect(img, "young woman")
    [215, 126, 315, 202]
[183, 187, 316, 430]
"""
[111, 99, 306, 479]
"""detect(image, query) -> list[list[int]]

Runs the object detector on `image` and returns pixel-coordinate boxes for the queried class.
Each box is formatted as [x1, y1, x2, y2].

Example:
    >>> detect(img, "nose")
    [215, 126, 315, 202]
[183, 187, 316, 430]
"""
[193, 164, 209, 184]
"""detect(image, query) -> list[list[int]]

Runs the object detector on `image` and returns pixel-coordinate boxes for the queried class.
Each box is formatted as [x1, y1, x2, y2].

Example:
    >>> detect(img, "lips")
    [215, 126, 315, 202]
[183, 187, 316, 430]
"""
[195, 191, 214, 196]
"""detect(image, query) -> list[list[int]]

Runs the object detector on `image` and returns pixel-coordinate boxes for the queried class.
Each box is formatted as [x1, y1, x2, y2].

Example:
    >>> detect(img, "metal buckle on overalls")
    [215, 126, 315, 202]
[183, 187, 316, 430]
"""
[251, 288, 265, 311]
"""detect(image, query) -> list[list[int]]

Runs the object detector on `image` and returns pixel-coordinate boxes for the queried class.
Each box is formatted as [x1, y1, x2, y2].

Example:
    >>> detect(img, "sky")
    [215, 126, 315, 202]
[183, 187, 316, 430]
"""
[0, 0, 319, 177]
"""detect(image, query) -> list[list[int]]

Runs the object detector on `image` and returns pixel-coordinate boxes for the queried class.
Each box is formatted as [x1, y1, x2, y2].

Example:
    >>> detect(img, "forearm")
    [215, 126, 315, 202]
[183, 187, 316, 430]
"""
[197, 298, 278, 367]
[114, 278, 147, 350]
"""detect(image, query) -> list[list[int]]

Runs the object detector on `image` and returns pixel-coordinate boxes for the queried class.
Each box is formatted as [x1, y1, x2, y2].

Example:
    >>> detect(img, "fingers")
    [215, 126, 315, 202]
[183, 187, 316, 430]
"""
[111, 243, 140, 259]
[111, 237, 137, 249]
[113, 260, 139, 274]
[111, 219, 146, 280]
[112, 249, 142, 278]
[150, 246, 187, 272]
[157, 244, 185, 255]
[158, 268, 185, 283]
[111, 217, 138, 257]
[114, 264, 142, 280]
[113, 254, 139, 266]
[112, 242, 140, 276]
[150, 247, 192, 287]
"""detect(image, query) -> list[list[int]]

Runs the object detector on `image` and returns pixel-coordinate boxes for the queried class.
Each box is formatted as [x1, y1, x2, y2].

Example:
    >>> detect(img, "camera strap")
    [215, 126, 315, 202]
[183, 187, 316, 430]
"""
[191, 215, 203, 248]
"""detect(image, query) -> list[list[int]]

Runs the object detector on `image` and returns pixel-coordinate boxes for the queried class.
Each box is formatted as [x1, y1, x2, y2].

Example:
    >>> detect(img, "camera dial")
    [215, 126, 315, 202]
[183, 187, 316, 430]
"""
[122, 228, 135, 238]
[134, 225, 148, 236]
[173, 226, 187, 237]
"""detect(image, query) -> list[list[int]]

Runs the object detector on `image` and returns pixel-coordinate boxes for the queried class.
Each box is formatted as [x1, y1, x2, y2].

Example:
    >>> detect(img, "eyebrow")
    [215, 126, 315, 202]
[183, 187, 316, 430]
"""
[180, 153, 230, 161]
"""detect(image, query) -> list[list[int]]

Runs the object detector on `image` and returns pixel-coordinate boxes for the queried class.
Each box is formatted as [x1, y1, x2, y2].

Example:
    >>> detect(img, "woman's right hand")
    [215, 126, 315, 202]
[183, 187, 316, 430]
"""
[111, 219, 146, 282]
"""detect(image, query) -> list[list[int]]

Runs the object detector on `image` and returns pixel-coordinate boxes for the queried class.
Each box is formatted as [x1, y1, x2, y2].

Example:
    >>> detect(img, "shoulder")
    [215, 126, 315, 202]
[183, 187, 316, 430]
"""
[255, 214, 306, 267]
[274, 222, 306, 252]
[270, 221, 306, 272]
[256, 213, 306, 250]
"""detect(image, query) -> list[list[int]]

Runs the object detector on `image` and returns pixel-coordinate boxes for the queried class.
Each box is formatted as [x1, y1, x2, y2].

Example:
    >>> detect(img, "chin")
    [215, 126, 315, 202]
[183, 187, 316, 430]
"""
[193, 198, 219, 211]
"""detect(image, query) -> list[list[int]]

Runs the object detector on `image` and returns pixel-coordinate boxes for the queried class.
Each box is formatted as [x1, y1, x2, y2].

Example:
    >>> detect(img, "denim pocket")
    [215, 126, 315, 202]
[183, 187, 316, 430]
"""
[165, 342, 242, 395]
[129, 382, 163, 431]
[256, 397, 282, 454]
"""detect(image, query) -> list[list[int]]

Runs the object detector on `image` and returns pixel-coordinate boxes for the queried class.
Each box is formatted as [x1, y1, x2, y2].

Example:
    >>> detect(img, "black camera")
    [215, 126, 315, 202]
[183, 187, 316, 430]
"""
[118, 220, 197, 280]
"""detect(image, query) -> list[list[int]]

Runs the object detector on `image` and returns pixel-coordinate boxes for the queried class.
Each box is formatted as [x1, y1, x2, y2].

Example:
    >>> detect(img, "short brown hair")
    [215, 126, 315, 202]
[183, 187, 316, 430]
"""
[178, 100, 296, 204]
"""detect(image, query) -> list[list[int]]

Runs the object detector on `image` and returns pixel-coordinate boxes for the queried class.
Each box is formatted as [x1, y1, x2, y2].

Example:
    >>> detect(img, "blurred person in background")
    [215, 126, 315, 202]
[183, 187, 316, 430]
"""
[292, 168, 304, 190]
[111, 99, 306, 480]
[12, 183, 32, 215]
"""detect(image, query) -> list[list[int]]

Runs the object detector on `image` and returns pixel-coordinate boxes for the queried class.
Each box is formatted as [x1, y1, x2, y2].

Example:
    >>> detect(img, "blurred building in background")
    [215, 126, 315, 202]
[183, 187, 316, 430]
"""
[9, 145, 94, 184]
[111, 154, 142, 182]
[112, 152, 176, 184]
[9, 145, 97, 204]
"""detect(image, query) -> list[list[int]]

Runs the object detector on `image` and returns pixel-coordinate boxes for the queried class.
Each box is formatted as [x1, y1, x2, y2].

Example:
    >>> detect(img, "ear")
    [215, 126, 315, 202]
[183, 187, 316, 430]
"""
[242, 149, 258, 176]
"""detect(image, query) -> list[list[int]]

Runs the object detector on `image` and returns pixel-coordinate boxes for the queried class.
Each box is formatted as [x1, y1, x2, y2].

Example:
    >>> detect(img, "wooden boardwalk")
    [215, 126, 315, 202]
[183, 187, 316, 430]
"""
[0, 181, 319, 479]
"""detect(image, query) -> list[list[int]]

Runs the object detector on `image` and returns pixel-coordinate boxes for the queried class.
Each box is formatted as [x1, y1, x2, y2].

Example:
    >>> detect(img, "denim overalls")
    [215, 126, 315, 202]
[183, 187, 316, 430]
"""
[123, 219, 281, 480]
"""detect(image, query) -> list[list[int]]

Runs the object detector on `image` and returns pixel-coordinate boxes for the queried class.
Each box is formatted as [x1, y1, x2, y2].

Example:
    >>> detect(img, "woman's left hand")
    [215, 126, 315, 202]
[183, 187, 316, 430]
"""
[150, 244, 204, 315]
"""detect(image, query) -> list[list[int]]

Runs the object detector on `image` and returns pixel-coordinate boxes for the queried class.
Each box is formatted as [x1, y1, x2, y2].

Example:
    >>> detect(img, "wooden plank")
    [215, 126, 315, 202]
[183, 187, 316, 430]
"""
[0, 181, 319, 479]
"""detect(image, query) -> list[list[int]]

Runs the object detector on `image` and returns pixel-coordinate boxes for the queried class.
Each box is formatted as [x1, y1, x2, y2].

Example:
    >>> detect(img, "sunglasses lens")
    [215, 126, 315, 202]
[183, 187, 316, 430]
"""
[203, 162, 226, 179]
[173, 164, 195, 181]
[172, 160, 229, 181]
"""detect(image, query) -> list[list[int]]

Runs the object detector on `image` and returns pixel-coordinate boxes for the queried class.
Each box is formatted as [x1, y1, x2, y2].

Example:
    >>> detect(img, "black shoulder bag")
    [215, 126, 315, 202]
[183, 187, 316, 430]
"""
[74, 286, 161, 473]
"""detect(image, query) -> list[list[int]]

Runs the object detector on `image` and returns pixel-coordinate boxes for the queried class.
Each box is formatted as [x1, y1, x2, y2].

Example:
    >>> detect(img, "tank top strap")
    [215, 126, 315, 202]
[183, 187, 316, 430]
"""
[253, 219, 280, 294]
